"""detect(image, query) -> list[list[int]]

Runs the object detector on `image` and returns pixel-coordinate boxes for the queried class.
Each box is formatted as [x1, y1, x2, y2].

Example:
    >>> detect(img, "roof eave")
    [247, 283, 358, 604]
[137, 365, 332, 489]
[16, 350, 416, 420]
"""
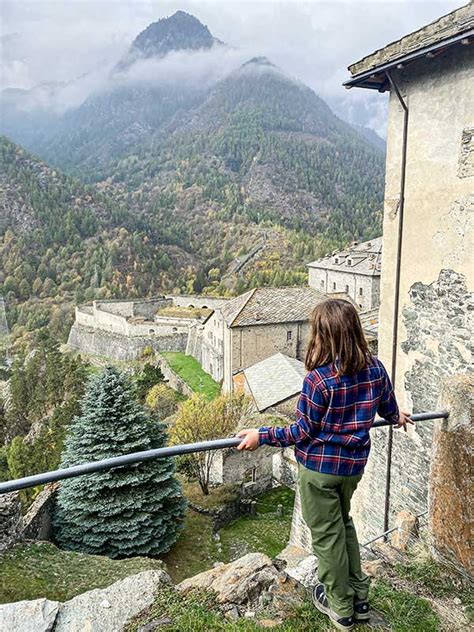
[344, 30, 473, 90]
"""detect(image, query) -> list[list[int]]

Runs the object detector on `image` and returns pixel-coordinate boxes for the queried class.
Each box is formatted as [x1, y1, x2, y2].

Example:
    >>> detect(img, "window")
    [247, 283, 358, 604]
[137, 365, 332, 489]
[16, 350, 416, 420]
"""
[148, 328, 155, 334]
[333, 282, 336, 290]
[359, 287, 363, 296]
[345, 284, 349, 293]
[287, 330, 292, 341]
[252, 467, 257, 483]
[321, 280, 324, 288]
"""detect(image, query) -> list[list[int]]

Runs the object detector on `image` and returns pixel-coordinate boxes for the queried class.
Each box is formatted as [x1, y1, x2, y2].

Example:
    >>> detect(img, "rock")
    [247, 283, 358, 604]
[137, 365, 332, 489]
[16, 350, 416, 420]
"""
[430, 374, 474, 574]
[177, 553, 279, 606]
[54, 570, 171, 632]
[276, 545, 318, 587]
[225, 606, 240, 620]
[362, 559, 385, 577]
[0, 598, 59, 632]
[371, 541, 405, 564]
[138, 617, 173, 631]
[0, 491, 23, 551]
[390, 510, 419, 551]
[259, 619, 282, 628]
[22, 483, 58, 542]
[268, 573, 307, 615]
[244, 610, 256, 618]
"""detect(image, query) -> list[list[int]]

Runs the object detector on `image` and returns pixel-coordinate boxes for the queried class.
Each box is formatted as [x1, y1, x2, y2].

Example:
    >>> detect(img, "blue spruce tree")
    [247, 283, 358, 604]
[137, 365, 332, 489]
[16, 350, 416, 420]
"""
[54, 366, 186, 558]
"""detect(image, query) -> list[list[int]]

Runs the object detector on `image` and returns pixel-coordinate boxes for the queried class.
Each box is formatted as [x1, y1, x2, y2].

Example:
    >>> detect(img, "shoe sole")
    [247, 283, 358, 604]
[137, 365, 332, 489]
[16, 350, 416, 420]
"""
[312, 594, 354, 631]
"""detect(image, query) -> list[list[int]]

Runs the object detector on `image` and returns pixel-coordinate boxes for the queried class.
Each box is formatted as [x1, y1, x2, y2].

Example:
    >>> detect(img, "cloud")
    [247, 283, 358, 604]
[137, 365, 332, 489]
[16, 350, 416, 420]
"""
[0, 0, 465, 134]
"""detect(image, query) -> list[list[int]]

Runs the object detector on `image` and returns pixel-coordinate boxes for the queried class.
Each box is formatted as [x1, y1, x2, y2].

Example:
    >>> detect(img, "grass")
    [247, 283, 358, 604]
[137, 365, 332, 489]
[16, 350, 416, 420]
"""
[395, 549, 474, 622]
[162, 486, 294, 582]
[182, 481, 240, 510]
[219, 487, 295, 561]
[161, 352, 220, 400]
[126, 581, 440, 632]
[0, 542, 163, 604]
[156, 306, 212, 319]
[161, 510, 219, 584]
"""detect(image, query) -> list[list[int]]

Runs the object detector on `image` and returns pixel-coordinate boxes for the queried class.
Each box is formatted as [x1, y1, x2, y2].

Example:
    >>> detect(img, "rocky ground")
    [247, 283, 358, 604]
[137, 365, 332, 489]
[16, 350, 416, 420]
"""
[1, 543, 471, 632]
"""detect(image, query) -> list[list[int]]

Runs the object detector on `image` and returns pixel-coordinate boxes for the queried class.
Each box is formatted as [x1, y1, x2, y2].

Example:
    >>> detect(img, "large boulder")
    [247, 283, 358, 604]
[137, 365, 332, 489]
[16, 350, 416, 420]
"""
[0, 598, 59, 632]
[275, 545, 318, 587]
[54, 570, 171, 632]
[177, 553, 280, 607]
[22, 483, 58, 542]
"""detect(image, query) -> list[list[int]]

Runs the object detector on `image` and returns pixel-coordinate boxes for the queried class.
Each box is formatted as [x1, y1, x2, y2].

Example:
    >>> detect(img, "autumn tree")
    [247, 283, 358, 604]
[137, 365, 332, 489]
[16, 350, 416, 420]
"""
[170, 392, 252, 494]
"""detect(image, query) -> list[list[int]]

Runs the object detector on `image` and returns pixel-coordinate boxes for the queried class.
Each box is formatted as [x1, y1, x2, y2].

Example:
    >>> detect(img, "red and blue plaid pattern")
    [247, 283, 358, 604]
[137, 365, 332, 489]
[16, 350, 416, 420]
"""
[258, 356, 399, 476]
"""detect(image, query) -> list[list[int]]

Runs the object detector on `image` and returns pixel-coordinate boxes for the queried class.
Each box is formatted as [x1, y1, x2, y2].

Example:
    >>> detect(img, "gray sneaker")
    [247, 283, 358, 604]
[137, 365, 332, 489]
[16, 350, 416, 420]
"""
[312, 584, 354, 631]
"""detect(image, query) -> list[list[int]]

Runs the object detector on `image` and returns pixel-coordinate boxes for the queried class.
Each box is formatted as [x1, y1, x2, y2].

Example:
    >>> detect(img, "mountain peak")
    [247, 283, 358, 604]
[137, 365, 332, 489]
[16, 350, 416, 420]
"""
[120, 11, 219, 68]
[241, 56, 276, 69]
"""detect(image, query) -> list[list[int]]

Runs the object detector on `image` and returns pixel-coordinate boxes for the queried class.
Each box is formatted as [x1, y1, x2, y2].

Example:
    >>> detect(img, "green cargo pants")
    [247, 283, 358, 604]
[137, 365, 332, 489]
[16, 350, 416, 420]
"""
[298, 464, 370, 618]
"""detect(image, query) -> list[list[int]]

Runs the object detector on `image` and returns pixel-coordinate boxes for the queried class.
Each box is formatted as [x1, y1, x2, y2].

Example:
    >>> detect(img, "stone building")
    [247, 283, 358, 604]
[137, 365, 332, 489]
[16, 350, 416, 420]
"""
[340, 4, 474, 540]
[67, 296, 218, 361]
[234, 352, 306, 416]
[191, 287, 325, 392]
[307, 237, 382, 311]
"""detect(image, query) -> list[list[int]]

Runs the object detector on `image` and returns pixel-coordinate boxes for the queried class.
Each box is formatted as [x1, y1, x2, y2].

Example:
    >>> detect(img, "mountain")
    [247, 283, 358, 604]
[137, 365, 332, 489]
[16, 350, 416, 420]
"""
[0, 136, 328, 347]
[105, 56, 385, 236]
[116, 11, 222, 70]
[0, 11, 385, 344]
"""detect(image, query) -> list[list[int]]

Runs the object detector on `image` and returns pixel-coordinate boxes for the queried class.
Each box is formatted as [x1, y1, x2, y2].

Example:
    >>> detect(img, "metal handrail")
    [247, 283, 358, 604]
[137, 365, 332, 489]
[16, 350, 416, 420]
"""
[0, 411, 448, 494]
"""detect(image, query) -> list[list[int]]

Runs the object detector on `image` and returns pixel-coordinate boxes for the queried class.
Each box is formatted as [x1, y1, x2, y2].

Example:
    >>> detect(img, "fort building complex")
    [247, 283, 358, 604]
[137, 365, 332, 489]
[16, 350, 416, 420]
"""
[307, 237, 382, 311]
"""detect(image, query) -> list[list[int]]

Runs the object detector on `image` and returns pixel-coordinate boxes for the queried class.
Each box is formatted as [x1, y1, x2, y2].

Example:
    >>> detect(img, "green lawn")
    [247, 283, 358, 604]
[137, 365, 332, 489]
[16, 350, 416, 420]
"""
[219, 487, 295, 561]
[0, 542, 163, 604]
[161, 510, 219, 584]
[161, 352, 220, 400]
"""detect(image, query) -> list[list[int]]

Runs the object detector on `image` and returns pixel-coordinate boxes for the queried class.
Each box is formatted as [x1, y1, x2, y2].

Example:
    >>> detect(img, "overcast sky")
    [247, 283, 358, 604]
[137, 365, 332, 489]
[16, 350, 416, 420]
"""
[0, 0, 465, 135]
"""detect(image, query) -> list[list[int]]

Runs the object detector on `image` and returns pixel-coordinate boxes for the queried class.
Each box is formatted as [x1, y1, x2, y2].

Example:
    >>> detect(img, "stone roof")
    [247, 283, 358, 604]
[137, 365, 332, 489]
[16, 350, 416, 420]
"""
[359, 307, 379, 340]
[348, 4, 473, 78]
[220, 286, 326, 327]
[243, 353, 307, 411]
[307, 237, 382, 276]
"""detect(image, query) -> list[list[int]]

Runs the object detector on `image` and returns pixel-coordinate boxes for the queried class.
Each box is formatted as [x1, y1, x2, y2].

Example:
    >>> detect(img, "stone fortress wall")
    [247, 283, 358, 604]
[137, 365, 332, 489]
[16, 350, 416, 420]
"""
[68, 295, 216, 360]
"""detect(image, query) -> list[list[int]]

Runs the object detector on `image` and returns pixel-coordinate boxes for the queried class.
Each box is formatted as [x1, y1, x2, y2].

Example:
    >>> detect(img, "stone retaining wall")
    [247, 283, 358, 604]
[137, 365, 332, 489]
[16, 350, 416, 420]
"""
[68, 324, 187, 361]
[155, 353, 195, 397]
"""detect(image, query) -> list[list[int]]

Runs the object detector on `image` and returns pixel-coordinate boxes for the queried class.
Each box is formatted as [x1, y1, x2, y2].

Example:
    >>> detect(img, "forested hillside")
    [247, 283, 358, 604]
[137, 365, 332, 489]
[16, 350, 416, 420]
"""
[0, 11, 385, 347]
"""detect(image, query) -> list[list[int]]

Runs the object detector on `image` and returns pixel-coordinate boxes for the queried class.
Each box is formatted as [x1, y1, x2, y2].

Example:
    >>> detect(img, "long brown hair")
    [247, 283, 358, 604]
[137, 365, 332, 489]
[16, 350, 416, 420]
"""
[305, 299, 370, 375]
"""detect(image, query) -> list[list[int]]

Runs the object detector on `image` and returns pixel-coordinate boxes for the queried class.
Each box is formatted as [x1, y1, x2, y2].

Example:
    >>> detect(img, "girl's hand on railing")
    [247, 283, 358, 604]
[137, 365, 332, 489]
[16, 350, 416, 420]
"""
[236, 428, 260, 451]
[397, 410, 415, 432]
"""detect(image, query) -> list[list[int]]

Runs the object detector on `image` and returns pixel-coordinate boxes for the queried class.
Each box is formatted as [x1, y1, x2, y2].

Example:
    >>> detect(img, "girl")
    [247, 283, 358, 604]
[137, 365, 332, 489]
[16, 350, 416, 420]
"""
[237, 298, 412, 631]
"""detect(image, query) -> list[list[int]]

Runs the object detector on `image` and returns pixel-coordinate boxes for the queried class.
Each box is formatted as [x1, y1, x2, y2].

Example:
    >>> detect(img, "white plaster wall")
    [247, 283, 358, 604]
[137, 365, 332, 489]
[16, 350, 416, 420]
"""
[75, 307, 95, 328]
[200, 311, 225, 382]
[353, 45, 474, 540]
[308, 267, 379, 310]
[168, 295, 229, 310]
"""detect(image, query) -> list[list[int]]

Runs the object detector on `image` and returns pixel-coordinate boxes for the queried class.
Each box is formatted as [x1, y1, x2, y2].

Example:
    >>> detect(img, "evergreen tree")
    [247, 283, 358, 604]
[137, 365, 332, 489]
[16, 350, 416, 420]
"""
[54, 366, 186, 558]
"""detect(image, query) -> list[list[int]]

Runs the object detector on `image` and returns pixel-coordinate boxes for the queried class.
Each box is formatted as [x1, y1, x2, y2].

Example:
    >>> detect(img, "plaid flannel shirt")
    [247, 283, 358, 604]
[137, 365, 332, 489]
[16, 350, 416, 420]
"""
[258, 355, 399, 476]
